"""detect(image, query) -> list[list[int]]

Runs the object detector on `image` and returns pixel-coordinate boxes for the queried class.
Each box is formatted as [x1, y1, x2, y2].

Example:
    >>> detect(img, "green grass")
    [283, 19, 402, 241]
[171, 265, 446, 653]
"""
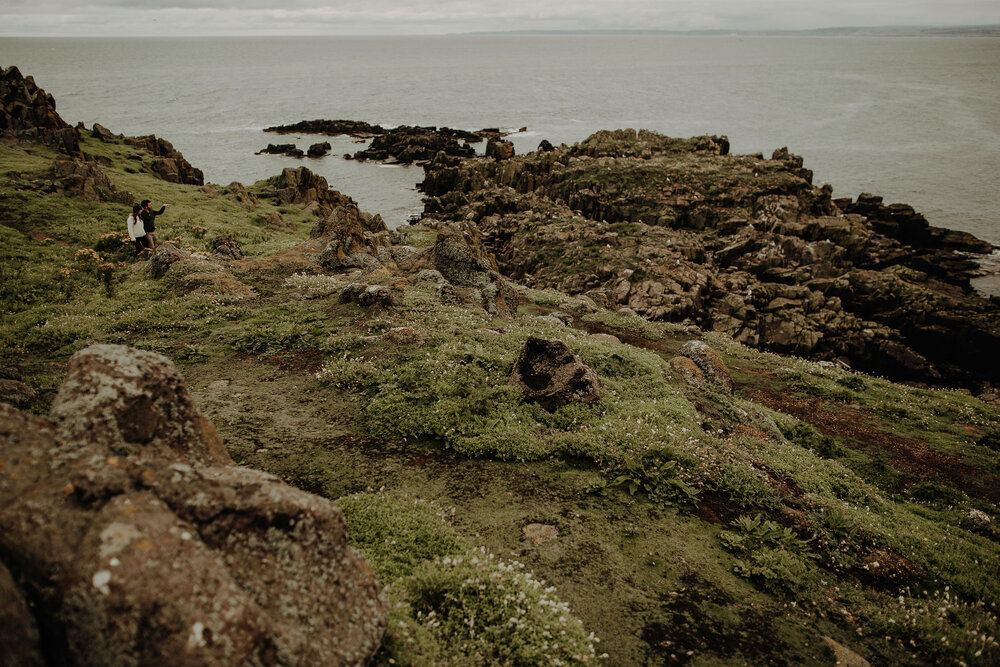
[4, 131, 1000, 665]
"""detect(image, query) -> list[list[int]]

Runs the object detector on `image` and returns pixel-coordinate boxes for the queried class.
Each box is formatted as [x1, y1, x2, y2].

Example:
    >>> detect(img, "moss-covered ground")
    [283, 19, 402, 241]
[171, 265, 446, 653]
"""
[3, 134, 1000, 665]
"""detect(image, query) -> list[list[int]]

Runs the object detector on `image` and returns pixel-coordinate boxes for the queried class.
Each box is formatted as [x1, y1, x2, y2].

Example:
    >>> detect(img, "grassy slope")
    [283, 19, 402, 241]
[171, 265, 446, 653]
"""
[2, 135, 999, 665]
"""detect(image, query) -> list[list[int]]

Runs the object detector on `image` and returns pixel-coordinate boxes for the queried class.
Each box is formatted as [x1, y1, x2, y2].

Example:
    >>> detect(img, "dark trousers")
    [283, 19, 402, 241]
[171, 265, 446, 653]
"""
[134, 238, 147, 254]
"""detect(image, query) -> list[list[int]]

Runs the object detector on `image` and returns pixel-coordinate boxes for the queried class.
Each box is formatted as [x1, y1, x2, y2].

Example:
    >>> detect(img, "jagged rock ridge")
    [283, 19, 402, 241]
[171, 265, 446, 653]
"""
[420, 128, 999, 390]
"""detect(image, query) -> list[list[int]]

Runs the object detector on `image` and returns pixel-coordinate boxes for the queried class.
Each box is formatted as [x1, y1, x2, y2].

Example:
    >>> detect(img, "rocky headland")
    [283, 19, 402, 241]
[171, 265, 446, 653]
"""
[3, 66, 1000, 665]
[420, 129, 999, 390]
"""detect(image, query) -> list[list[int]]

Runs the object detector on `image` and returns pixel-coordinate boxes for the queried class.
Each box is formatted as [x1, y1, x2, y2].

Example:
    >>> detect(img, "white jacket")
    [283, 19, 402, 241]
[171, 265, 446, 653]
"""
[127, 214, 146, 241]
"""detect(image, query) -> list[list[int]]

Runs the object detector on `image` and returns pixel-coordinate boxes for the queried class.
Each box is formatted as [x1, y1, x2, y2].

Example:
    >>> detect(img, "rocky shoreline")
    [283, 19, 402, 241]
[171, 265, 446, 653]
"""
[419, 129, 999, 390]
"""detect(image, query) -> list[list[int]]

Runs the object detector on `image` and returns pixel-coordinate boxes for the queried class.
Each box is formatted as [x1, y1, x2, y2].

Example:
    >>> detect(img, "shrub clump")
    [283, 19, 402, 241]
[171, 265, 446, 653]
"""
[337, 493, 600, 665]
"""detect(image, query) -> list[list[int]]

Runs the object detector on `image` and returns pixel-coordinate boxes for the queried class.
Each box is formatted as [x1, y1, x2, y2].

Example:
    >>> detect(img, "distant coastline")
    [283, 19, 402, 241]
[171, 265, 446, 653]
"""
[466, 25, 1000, 38]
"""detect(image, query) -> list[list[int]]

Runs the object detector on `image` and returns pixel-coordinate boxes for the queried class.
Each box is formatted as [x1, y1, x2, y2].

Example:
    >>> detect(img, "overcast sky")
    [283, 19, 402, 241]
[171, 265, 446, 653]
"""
[1, 0, 999, 37]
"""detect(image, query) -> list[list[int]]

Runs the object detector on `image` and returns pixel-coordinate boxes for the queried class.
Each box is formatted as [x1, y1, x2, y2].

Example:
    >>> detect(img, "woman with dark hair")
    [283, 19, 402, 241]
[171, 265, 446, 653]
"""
[126, 203, 147, 254]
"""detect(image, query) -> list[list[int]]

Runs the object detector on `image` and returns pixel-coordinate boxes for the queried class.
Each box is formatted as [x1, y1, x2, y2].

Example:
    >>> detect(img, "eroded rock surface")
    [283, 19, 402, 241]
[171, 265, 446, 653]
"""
[0, 345, 387, 665]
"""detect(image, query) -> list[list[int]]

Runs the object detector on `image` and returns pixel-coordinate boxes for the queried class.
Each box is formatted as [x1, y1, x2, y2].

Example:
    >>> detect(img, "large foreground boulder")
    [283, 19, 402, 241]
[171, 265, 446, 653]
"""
[510, 337, 601, 411]
[0, 345, 387, 665]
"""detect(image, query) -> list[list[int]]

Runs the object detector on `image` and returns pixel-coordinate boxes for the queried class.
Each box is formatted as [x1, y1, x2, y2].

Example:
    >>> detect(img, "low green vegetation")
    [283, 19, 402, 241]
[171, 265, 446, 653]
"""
[3, 133, 1000, 665]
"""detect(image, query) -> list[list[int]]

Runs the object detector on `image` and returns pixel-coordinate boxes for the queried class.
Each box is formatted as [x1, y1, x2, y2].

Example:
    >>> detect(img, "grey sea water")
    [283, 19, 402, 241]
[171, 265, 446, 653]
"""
[2, 35, 998, 253]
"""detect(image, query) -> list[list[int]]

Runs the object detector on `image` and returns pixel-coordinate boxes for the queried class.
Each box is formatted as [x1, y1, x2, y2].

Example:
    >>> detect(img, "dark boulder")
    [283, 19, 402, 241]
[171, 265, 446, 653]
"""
[256, 143, 304, 158]
[511, 337, 601, 412]
[307, 141, 332, 158]
[339, 282, 394, 308]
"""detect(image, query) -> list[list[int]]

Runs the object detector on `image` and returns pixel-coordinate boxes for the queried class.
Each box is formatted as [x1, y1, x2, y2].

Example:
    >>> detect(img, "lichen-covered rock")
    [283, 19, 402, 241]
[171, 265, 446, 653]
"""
[678, 340, 733, 392]
[149, 242, 193, 278]
[209, 235, 244, 260]
[49, 344, 231, 465]
[670, 355, 705, 388]
[510, 337, 601, 411]
[0, 345, 388, 665]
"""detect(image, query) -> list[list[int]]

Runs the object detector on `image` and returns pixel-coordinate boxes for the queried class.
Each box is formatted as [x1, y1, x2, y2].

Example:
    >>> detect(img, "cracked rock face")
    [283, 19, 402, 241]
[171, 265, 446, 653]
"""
[0, 344, 387, 666]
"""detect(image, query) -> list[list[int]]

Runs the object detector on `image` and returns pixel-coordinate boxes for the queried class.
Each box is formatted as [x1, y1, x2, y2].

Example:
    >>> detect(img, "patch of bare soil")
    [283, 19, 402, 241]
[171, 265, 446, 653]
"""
[746, 389, 1000, 503]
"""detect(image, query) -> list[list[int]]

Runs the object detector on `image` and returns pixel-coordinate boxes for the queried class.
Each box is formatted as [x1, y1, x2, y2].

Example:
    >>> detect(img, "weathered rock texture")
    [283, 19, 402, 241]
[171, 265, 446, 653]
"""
[0, 65, 80, 155]
[210, 235, 244, 260]
[124, 134, 204, 186]
[0, 345, 387, 665]
[510, 337, 601, 411]
[422, 129, 999, 390]
[257, 166, 351, 219]
[398, 222, 519, 316]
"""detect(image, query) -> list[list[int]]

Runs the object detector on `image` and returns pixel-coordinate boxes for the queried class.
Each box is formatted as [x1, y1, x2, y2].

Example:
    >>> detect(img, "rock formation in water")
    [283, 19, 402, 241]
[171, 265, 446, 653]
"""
[256, 143, 305, 158]
[420, 129, 999, 389]
[0, 344, 388, 665]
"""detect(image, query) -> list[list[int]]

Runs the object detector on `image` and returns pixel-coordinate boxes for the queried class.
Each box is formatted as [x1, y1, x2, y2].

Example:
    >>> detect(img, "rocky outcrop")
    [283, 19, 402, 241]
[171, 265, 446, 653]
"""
[0, 345, 387, 664]
[264, 119, 387, 137]
[201, 181, 258, 210]
[0, 65, 81, 156]
[91, 123, 121, 143]
[486, 138, 515, 160]
[510, 337, 601, 411]
[411, 223, 518, 317]
[256, 166, 350, 218]
[256, 143, 304, 158]
[125, 134, 204, 186]
[210, 235, 244, 260]
[150, 243, 194, 279]
[265, 119, 513, 145]
[351, 125, 477, 164]
[421, 129, 999, 390]
[51, 157, 132, 203]
[313, 203, 391, 273]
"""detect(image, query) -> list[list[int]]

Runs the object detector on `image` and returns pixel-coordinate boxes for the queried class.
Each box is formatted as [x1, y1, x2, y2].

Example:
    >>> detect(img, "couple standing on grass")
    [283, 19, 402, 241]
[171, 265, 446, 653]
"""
[126, 199, 170, 254]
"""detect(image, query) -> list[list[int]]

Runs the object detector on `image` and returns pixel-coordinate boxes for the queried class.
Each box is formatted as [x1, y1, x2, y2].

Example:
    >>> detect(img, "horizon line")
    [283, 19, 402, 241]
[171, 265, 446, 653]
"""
[2, 23, 1000, 39]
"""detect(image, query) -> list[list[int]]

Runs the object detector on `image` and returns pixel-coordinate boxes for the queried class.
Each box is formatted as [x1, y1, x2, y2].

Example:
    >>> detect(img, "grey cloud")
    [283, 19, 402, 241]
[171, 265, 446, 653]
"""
[2, 0, 1000, 35]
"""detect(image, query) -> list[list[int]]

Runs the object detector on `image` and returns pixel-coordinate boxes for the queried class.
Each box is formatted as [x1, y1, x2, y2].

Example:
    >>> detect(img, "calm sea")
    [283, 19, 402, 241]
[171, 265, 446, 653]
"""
[2, 36, 999, 255]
